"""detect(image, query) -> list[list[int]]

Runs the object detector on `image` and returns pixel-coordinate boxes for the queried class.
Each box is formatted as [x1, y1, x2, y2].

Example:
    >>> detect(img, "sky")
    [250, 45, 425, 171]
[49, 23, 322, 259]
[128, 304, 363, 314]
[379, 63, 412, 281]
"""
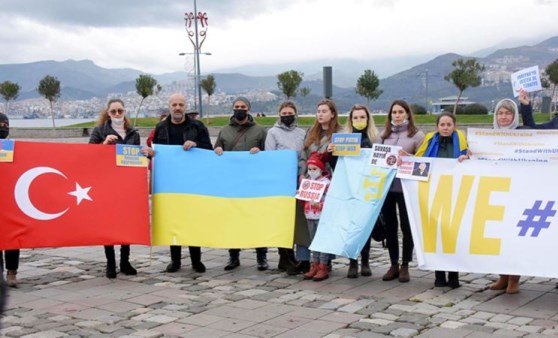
[1, 0, 558, 77]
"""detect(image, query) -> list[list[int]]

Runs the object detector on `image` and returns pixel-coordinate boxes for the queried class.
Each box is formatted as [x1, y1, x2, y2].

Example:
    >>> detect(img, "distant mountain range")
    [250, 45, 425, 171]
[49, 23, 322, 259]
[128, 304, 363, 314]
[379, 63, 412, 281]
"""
[1, 35, 557, 111]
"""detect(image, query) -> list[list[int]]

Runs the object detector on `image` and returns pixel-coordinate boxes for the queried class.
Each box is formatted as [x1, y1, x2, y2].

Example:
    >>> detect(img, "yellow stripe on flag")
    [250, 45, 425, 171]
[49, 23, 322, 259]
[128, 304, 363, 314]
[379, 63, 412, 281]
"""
[152, 193, 295, 248]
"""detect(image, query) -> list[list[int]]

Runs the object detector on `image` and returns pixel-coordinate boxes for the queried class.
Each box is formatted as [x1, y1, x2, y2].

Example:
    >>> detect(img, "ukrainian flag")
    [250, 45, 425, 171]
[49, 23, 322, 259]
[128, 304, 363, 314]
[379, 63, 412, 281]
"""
[151, 146, 297, 248]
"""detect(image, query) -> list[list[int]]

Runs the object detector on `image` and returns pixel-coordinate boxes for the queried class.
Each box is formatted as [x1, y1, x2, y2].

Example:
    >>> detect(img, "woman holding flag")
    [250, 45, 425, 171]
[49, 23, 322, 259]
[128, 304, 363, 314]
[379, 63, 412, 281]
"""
[89, 99, 141, 279]
[380, 100, 424, 283]
[340, 104, 381, 278]
[289, 99, 341, 276]
[414, 112, 468, 288]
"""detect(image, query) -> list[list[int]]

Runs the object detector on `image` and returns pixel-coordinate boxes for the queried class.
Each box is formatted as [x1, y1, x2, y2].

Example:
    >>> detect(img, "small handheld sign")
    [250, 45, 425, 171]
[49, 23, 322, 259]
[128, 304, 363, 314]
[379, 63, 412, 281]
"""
[116, 144, 148, 167]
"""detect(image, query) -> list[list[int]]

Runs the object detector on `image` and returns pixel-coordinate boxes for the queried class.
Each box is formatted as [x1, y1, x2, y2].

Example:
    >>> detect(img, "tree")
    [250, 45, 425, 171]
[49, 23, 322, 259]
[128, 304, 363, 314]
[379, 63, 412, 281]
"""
[545, 59, 558, 114]
[356, 70, 383, 108]
[0, 81, 20, 115]
[277, 70, 303, 99]
[444, 58, 485, 114]
[200, 74, 216, 108]
[37, 75, 61, 129]
[299, 86, 311, 114]
[411, 104, 427, 115]
[135, 74, 159, 126]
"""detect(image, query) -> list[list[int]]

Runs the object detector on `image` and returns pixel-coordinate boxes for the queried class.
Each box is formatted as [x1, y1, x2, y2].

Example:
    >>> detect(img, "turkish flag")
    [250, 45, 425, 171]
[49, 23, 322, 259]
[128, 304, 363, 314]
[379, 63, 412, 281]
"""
[0, 141, 150, 249]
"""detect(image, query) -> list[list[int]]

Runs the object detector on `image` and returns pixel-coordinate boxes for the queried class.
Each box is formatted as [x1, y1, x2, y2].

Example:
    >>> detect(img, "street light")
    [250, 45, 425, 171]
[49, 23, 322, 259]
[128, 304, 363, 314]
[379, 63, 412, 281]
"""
[184, 1, 208, 117]
[178, 52, 212, 113]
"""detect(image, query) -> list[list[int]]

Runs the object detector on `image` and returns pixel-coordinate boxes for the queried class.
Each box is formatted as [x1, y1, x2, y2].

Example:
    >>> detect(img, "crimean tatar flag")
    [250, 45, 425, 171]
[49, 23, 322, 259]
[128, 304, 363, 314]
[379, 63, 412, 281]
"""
[0, 141, 150, 250]
[151, 146, 297, 248]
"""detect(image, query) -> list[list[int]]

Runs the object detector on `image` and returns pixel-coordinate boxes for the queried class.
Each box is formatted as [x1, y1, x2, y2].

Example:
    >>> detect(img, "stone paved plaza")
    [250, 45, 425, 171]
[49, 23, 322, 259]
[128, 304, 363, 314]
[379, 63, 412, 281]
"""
[2, 244, 558, 338]
[3, 137, 558, 337]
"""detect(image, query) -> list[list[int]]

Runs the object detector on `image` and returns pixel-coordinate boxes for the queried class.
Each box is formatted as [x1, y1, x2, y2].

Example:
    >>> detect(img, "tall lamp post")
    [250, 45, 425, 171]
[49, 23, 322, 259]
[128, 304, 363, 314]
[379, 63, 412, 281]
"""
[185, 2, 208, 117]
[179, 52, 212, 112]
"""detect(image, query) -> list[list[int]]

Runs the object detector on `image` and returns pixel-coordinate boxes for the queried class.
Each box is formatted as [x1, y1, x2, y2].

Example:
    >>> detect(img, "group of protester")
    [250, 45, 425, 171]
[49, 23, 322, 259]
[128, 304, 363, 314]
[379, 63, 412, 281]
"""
[2, 89, 556, 296]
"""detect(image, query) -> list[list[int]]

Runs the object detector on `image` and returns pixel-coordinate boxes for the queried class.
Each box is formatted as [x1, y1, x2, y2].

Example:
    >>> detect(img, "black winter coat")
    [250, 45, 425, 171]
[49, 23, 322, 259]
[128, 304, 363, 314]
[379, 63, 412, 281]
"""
[152, 117, 213, 150]
[89, 121, 140, 145]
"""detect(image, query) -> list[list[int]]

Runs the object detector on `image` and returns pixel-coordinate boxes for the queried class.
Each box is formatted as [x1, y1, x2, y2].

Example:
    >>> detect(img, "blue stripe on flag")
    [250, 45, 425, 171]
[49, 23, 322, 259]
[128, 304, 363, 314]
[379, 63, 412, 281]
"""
[153, 146, 297, 198]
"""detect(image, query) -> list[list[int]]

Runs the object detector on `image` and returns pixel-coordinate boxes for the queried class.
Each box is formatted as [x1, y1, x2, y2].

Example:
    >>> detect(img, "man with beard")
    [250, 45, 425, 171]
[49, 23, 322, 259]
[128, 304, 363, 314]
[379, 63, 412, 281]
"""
[149, 94, 213, 273]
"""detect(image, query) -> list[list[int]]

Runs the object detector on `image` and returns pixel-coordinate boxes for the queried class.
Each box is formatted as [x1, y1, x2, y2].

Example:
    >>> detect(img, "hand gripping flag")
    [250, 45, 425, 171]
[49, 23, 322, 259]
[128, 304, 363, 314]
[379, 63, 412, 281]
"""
[151, 146, 297, 248]
[309, 149, 396, 258]
[0, 141, 150, 250]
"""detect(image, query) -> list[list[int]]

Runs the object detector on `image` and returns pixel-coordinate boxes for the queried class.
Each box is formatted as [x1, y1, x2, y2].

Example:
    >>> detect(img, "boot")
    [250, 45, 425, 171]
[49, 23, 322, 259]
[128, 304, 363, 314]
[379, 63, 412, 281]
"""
[287, 260, 310, 275]
[347, 259, 358, 278]
[167, 246, 182, 272]
[360, 254, 371, 277]
[434, 271, 447, 287]
[490, 275, 509, 290]
[189, 246, 205, 273]
[506, 275, 520, 294]
[278, 248, 296, 271]
[448, 272, 460, 289]
[382, 264, 399, 281]
[104, 246, 117, 279]
[398, 263, 410, 283]
[6, 270, 17, 288]
[304, 262, 319, 280]
[312, 263, 329, 282]
[119, 245, 137, 276]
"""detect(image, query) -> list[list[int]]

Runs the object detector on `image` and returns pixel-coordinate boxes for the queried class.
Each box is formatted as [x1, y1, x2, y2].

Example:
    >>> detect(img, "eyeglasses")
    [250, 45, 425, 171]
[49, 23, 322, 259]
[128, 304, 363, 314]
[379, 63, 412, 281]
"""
[109, 109, 125, 115]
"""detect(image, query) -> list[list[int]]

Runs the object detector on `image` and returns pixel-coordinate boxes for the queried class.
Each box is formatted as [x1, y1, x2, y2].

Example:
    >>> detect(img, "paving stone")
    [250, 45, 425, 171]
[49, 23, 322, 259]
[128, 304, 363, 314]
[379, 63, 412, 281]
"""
[492, 329, 526, 337]
[390, 327, 419, 337]
[440, 320, 466, 329]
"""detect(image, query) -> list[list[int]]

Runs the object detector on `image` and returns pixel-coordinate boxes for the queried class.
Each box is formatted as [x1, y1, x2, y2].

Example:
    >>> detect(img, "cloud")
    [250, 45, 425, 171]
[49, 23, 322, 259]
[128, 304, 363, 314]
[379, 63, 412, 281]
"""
[0, 0, 300, 28]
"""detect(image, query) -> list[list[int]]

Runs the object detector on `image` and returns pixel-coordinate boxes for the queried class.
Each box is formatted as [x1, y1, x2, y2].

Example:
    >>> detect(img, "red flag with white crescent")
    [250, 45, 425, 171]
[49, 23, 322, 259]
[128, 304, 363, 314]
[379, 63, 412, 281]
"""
[0, 141, 150, 249]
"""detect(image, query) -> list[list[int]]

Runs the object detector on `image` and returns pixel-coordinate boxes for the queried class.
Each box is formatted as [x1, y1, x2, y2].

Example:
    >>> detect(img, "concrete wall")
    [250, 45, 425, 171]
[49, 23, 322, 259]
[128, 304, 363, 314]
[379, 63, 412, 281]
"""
[10, 124, 493, 139]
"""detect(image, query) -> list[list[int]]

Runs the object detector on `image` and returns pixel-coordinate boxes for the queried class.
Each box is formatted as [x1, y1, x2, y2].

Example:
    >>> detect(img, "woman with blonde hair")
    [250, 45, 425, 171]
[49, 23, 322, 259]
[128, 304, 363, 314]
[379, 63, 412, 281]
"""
[89, 98, 141, 279]
[341, 104, 381, 278]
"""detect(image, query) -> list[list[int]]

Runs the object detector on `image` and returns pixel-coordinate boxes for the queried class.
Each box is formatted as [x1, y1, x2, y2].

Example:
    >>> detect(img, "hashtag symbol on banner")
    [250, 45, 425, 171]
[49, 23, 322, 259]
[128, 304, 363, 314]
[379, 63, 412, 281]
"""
[517, 200, 556, 237]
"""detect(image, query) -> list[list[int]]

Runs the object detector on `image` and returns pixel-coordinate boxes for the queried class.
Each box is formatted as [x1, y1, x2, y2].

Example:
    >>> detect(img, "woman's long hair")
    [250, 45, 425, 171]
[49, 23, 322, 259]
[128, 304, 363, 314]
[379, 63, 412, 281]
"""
[95, 98, 132, 130]
[344, 104, 378, 143]
[304, 99, 341, 149]
[381, 99, 418, 139]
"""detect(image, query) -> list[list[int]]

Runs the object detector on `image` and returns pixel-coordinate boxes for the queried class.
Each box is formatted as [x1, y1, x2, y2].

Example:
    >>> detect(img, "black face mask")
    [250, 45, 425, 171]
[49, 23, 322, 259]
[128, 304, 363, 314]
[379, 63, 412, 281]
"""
[233, 109, 248, 121]
[0, 127, 8, 139]
[280, 115, 295, 127]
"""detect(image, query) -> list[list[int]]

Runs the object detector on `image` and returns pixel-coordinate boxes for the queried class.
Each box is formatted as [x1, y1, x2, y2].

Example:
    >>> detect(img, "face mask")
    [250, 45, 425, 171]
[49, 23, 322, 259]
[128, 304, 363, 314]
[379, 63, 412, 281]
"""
[352, 121, 367, 131]
[0, 127, 8, 139]
[308, 169, 321, 180]
[111, 116, 125, 126]
[280, 115, 295, 126]
[233, 109, 248, 121]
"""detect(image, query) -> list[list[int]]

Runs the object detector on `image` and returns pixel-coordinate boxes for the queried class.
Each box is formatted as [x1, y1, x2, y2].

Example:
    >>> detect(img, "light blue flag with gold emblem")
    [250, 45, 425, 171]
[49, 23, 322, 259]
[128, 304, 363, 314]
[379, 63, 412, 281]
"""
[309, 149, 396, 259]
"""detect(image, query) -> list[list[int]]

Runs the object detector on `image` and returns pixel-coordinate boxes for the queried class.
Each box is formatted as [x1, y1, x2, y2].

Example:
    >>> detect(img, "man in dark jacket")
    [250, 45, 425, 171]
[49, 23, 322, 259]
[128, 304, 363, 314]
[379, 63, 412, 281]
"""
[150, 94, 213, 273]
[214, 97, 269, 271]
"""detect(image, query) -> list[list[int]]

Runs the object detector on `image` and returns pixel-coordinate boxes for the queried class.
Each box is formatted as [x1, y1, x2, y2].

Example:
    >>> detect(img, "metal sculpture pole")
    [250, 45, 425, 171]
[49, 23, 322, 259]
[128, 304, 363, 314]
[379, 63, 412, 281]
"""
[185, 1, 208, 117]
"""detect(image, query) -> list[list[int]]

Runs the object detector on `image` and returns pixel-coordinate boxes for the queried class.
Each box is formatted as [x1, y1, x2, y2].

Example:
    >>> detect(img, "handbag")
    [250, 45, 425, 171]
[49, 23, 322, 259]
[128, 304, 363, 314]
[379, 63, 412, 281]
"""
[371, 213, 386, 244]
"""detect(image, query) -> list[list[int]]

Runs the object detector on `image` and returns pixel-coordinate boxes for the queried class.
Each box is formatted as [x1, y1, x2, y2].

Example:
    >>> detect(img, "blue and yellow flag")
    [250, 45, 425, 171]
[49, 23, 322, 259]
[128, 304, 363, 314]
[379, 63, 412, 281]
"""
[152, 146, 297, 248]
[309, 149, 396, 259]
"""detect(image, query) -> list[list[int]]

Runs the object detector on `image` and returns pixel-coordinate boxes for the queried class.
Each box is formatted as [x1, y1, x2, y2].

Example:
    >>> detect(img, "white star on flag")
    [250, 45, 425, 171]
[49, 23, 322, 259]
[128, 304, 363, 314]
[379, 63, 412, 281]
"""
[67, 182, 93, 205]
